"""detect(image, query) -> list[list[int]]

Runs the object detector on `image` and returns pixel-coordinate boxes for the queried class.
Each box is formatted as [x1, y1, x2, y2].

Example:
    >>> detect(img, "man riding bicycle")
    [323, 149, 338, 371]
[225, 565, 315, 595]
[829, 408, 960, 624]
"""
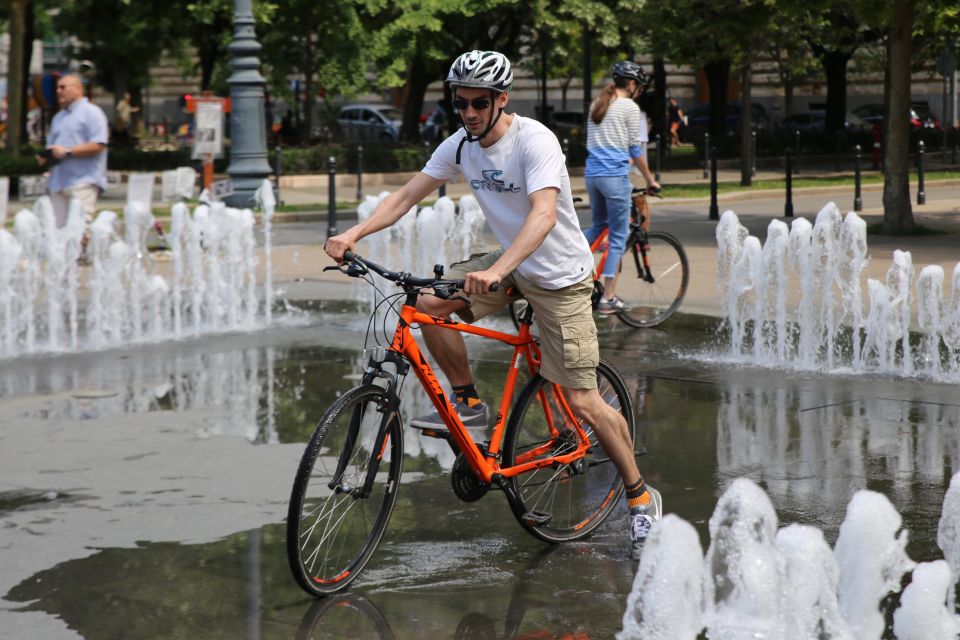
[324, 50, 662, 557]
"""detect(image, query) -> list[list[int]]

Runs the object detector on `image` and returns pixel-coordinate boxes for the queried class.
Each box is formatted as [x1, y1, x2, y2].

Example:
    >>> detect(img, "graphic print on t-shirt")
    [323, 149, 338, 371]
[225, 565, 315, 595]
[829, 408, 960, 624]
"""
[471, 169, 521, 193]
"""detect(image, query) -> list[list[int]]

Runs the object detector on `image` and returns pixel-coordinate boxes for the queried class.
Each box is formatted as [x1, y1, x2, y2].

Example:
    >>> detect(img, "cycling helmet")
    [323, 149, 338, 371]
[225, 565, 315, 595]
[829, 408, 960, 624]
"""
[612, 60, 648, 86]
[447, 50, 513, 93]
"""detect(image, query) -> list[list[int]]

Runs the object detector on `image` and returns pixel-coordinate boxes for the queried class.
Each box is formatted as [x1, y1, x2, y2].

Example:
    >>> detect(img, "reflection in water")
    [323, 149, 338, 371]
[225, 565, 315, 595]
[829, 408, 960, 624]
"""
[296, 594, 396, 640]
[0, 346, 300, 443]
[716, 383, 960, 519]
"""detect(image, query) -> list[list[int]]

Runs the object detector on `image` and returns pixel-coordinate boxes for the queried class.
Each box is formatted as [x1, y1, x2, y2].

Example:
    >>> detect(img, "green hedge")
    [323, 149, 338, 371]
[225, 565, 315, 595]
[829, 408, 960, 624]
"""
[280, 143, 430, 174]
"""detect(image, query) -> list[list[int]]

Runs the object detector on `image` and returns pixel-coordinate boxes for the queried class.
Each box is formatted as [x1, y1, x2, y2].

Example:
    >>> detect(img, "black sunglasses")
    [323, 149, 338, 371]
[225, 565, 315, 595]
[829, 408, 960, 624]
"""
[453, 97, 492, 111]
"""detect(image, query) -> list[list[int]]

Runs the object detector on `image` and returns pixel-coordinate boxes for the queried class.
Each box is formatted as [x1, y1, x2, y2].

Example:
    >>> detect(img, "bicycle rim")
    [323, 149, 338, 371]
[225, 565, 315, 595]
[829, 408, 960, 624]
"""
[616, 231, 688, 328]
[502, 361, 635, 542]
[287, 385, 403, 596]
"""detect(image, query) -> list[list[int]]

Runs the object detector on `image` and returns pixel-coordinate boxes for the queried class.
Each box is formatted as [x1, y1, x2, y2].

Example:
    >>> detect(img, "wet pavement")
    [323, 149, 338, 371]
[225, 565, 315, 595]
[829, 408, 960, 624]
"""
[3, 299, 960, 639]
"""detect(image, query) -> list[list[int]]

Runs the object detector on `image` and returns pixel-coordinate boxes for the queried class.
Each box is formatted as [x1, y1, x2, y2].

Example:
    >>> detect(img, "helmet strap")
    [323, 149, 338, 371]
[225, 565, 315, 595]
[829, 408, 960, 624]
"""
[455, 90, 505, 164]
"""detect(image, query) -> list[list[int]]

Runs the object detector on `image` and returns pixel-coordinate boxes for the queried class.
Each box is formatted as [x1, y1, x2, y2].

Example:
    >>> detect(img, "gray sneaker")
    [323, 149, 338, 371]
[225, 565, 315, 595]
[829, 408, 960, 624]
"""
[630, 487, 662, 560]
[597, 296, 625, 315]
[409, 401, 488, 431]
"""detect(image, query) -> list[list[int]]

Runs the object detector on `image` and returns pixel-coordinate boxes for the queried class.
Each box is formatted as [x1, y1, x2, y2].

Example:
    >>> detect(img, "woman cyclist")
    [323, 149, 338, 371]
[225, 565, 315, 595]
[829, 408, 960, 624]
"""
[583, 61, 660, 315]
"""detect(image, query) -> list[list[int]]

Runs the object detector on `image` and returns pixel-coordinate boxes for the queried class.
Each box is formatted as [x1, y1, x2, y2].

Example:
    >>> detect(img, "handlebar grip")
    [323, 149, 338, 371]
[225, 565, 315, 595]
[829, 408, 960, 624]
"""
[450, 280, 499, 292]
[342, 249, 356, 262]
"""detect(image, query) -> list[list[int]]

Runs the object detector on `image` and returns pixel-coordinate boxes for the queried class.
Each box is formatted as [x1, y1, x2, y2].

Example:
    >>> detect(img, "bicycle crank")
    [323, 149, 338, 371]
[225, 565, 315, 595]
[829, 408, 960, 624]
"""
[451, 453, 489, 502]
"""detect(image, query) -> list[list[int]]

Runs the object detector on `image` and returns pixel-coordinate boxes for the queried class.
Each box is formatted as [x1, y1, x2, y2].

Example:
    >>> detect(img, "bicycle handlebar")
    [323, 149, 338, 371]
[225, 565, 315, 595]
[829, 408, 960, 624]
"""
[632, 187, 663, 198]
[335, 250, 499, 294]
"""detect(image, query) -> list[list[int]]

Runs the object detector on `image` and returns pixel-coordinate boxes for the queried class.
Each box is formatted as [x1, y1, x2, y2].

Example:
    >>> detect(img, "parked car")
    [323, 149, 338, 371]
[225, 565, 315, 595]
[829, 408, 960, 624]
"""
[779, 111, 867, 132]
[684, 103, 771, 139]
[851, 103, 941, 130]
[337, 103, 403, 141]
[550, 110, 585, 139]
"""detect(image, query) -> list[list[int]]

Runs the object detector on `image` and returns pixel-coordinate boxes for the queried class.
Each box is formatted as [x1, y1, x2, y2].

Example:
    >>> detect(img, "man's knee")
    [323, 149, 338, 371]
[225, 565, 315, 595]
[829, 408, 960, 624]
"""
[416, 295, 467, 319]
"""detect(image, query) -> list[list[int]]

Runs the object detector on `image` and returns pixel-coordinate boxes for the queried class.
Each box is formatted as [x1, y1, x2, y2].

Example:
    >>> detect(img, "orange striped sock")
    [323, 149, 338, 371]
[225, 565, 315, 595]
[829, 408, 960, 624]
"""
[625, 479, 650, 514]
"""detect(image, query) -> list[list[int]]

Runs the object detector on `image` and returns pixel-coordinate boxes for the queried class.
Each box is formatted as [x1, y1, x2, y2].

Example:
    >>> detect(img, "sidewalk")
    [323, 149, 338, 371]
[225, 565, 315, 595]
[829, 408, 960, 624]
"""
[6, 165, 958, 322]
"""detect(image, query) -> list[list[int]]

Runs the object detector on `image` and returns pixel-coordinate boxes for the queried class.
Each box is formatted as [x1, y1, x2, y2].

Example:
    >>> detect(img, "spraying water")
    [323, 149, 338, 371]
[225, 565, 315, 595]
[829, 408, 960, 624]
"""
[717, 204, 960, 380]
[0, 181, 276, 358]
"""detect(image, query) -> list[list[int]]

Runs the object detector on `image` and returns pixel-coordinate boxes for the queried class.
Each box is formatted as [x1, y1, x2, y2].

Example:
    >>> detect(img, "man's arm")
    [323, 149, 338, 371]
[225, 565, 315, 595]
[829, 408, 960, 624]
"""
[464, 187, 558, 295]
[47, 142, 106, 159]
[324, 171, 446, 260]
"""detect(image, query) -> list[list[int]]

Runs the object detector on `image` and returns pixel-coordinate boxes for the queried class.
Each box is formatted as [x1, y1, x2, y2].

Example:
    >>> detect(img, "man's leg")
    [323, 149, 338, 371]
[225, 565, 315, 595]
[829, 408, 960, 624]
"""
[417, 296, 473, 386]
[49, 191, 70, 228]
[562, 387, 640, 485]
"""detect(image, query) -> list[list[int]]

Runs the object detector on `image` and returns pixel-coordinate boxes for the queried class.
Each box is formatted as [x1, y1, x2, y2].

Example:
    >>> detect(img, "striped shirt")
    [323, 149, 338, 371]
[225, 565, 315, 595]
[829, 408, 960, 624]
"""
[585, 97, 647, 177]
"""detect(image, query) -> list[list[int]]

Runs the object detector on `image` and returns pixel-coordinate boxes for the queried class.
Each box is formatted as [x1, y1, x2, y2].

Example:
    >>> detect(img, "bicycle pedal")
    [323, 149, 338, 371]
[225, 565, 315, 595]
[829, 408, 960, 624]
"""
[635, 447, 648, 457]
[521, 510, 553, 526]
[410, 425, 452, 440]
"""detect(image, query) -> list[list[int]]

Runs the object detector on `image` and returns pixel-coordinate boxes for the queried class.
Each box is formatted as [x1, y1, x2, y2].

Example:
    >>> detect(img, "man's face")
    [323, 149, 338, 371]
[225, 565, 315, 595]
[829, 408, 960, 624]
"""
[57, 77, 83, 107]
[454, 87, 506, 136]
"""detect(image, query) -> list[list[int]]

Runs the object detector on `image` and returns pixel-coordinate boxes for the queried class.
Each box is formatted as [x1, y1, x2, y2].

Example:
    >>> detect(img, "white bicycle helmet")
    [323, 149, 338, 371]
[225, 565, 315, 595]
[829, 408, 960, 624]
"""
[446, 50, 513, 93]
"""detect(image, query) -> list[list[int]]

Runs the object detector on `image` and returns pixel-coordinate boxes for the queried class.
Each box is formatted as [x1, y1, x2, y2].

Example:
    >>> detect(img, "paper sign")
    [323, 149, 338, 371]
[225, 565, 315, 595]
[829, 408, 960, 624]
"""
[192, 100, 224, 159]
[18, 175, 47, 200]
[211, 179, 235, 200]
[126, 173, 156, 212]
[161, 170, 179, 202]
[176, 167, 197, 200]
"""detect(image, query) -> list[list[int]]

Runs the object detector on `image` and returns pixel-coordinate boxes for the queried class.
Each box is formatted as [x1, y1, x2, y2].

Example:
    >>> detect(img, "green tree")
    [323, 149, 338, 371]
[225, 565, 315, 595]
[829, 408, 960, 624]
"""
[260, 0, 367, 141]
[55, 0, 179, 104]
[3, 0, 33, 156]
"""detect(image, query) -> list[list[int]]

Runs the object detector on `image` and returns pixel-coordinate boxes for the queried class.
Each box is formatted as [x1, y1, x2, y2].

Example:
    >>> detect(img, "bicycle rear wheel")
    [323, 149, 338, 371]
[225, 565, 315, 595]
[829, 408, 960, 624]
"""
[287, 384, 403, 596]
[502, 361, 635, 543]
[616, 231, 688, 328]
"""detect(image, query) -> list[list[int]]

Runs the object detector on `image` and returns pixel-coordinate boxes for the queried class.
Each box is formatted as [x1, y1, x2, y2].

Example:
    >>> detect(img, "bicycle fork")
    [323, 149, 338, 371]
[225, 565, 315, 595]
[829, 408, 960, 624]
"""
[329, 348, 409, 499]
[631, 228, 655, 283]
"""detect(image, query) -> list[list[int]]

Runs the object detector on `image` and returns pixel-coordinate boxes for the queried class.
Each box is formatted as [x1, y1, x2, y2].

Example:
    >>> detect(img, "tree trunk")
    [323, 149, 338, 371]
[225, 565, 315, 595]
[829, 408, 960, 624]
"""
[784, 80, 794, 117]
[302, 34, 315, 141]
[704, 60, 730, 139]
[882, 1, 916, 234]
[5, 0, 30, 157]
[821, 50, 852, 133]
[401, 48, 429, 143]
[740, 63, 753, 186]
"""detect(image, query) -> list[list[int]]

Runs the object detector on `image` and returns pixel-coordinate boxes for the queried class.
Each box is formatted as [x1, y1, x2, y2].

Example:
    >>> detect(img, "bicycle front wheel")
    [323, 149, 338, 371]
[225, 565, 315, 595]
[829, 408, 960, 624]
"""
[616, 231, 688, 328]
[502, 361, 635, 543]
[287, 384, 403, 596]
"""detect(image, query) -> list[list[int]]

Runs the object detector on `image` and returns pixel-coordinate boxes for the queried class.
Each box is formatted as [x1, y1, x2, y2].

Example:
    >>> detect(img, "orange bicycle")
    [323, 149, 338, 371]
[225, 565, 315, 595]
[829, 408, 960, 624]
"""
[287, 251, 637, 597]
[510, 188, 688, 329]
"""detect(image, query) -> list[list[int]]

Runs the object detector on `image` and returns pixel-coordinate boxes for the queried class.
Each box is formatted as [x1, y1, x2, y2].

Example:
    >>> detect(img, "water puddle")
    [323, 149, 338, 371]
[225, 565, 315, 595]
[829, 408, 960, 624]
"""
[4, 311, 960, 636]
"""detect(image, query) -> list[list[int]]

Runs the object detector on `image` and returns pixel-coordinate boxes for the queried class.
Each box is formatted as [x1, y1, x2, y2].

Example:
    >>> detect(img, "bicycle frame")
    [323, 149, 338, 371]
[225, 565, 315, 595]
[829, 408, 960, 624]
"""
[591, 195, 650, 281]
[371, 299, 592, 485]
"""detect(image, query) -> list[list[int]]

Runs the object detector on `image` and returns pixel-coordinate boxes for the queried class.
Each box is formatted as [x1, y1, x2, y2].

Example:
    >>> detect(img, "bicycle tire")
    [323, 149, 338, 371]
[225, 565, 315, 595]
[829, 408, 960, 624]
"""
[501, 360, 635, 543]
[287, 384, 403, 596]
[616, 231, 688, 328]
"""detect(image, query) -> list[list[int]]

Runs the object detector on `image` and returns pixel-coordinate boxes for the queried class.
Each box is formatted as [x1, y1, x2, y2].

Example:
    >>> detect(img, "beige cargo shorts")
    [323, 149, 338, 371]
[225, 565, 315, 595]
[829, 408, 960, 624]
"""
[446, 249, 599, 390]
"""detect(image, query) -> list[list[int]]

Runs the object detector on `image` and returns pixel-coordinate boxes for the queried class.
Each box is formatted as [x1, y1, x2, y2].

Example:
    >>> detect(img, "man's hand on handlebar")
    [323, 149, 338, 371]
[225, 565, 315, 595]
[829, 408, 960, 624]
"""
[324, 234, 355, 262]
[464, 269, 501, 296]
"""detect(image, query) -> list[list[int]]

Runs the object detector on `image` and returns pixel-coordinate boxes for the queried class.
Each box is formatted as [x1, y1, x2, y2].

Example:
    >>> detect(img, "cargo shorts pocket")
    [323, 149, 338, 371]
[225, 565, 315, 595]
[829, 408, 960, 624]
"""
[560, 320, 599, 369]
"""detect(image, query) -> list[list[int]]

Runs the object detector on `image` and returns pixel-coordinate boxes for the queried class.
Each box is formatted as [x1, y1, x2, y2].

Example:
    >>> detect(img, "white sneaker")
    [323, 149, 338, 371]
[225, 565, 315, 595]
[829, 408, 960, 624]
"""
[409, 401, 488, 431]
[629, 487, 662, 559]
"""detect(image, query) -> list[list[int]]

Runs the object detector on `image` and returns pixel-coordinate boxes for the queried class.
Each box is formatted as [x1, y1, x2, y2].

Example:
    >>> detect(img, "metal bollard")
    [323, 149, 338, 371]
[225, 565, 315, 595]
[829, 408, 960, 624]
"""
[794, 130, 801, 174]
[751, 130, 757, 177]
[784, 148, 794, 218]
[853, 144, 862, 212]
[356, 145, 364, 201]
[917, 140, 926, 205]
[709, 147, 719, 220]
[327, 156, 337, 238]
[654, 133, 662, 182]
[274, 143, 283, 205]
[703, 133, 710, 179]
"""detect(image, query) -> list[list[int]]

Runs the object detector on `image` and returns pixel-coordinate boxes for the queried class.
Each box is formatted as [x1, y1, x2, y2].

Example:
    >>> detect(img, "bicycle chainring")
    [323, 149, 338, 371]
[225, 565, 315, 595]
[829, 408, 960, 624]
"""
[451, 453, 489, 502]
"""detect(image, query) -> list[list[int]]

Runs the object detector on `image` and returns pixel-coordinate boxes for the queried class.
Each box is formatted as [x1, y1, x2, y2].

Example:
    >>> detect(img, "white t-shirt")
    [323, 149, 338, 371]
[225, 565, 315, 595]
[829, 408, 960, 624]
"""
[423, 115, 593, 290]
